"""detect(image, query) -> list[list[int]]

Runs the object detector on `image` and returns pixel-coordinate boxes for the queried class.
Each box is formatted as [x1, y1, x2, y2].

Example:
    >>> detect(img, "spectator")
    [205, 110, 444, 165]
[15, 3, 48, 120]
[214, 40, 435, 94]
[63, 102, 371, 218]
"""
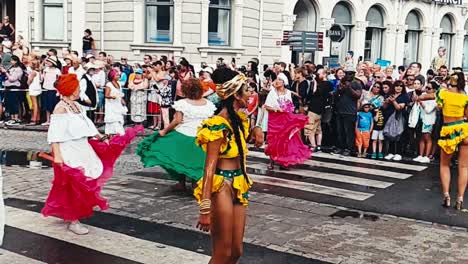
[412, 81, 437, 163]
[98, 51, 107, 62]
[82, 29, 96, 56]
[246, 82, 259, 133]
[27, 58, 42, 125]
[383, 80, 409, 161]
[143, 54, 152, 65]
[355, 103, 373, 158]
[305, 68, 332, 151]
[129, 68, 148, 125]
[41, 56, 62, 126]
[93, 60, 107, 124]
[334, 74, 363, 156]
[0, 16, 15, 42]
[2, 55, 23, 125]
[77, 62, 99, 120]
[68, 56, 85, 80]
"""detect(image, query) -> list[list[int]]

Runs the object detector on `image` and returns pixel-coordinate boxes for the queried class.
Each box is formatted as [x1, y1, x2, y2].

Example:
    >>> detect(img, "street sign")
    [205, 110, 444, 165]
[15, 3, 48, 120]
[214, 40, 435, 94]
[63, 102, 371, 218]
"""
[281, 31, 323, 52]
[327, 24, 345, 43]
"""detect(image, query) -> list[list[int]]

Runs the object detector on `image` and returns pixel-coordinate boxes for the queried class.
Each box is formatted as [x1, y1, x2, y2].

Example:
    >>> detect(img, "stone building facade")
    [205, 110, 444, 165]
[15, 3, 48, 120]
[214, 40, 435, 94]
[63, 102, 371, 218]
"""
[7, 0, 468, 70]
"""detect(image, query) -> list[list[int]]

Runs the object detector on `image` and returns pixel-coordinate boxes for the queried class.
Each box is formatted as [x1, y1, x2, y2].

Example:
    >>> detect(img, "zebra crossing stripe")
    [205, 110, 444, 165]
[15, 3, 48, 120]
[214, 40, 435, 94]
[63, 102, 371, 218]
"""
[6, 206, 210, 264]
[249, 174, 374, 201]
[248, 151, 413, 179]
[248, 163, 393, 189]
[311, 152, 427, 172]
[0, 248, 46, 264]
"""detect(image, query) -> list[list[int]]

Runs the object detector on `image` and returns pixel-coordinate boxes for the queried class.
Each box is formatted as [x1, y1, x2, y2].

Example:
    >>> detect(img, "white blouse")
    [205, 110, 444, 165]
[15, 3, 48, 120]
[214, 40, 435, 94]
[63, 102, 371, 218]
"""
[48, 105, 99, 144]
[173, 99, 216, 137]
[47, 104, 103, 178]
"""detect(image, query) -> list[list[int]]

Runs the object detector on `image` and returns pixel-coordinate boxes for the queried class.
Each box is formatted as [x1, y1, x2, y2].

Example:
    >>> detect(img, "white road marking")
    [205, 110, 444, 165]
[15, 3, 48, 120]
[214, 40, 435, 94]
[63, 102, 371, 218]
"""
[248, 163, 393, 189]
[250, 174, 374, 201]
[6, 206, 210, 264]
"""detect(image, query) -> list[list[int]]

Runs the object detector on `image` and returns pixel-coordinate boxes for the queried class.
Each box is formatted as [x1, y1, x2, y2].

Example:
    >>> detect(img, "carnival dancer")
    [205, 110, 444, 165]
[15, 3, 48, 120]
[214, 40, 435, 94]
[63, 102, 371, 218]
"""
[41, 74, 143, 235]
[417, 72, 468, 210]
[195, 71, 264, 263]
[137, 78, 216, 190]
[264, 76, 311, 170]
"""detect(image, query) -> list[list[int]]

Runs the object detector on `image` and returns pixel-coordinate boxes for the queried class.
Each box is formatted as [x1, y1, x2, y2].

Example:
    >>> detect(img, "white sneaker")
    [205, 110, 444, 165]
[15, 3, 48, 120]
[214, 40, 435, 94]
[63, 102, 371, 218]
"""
[393, 154, 402, 161]
[413, 156, 423, 162]
[68, 222, 89, 235]
[420, 156, 431, 163]
[384, 154, 394, 160]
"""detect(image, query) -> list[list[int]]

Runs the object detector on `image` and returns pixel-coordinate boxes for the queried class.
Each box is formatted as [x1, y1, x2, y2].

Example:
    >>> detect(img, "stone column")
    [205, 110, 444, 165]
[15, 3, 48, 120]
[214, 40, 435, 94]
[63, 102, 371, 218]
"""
[173, 0, 183, 46]
[200, 0, 210, 48]
[232, 0, 244, 49]
[71, 0, 86, 54]
[15, 0, 29, 42]
[353, 21, 368, 65]
[280, 14, 296, 63]
[394, 24, 407, 66]
[133, 0, 145, 44]
[420, 27, 434, 71]
[453, 30, 466, 68]
[384, 24, 398, 64]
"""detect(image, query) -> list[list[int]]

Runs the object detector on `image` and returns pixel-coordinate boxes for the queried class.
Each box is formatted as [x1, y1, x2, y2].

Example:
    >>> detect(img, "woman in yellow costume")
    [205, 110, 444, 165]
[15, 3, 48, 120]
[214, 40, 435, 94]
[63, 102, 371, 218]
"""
[417, 72, 468, 210]
[195, 68, 263, 263]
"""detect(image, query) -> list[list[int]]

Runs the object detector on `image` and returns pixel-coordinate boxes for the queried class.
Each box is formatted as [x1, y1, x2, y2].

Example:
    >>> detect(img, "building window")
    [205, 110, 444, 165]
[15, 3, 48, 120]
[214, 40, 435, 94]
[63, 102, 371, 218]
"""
[146, 0, 173, 43]
[43, 0, 64, 40]
[332, 2, 353, 62]
[440, 15, 454, 68]
[365, 6, 384, 63]
[404, 10, 421, 66]
[208, 0, 231, 46]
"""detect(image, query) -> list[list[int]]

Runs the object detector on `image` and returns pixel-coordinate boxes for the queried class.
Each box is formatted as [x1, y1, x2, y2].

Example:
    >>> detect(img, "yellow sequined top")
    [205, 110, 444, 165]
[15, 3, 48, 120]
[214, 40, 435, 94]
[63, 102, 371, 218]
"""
[196, 111, 249, 158]
[436, 89, 468, 118]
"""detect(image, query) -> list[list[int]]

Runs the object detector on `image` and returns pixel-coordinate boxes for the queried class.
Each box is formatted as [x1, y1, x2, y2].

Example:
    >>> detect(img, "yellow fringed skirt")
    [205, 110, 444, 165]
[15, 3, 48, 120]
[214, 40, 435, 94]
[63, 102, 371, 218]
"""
[194, 169, 253, 206]
[438, 121, 468, 155]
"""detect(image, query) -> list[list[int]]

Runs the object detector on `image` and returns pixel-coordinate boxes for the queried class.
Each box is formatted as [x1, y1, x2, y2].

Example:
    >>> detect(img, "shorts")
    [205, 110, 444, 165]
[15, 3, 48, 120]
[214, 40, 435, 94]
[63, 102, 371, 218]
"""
[148, 102, 161, 114]
[422, 124, 433, 134]
[304, 112, 321, 136]
[371, 130, 384, 140]
[41, 90, 59, 113]
[355, 130, 370, 148]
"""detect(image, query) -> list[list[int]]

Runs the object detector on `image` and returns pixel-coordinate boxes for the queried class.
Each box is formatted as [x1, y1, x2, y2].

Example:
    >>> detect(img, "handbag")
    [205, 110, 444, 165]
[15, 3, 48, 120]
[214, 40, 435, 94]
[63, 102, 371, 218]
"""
[383, 111, 405, 141]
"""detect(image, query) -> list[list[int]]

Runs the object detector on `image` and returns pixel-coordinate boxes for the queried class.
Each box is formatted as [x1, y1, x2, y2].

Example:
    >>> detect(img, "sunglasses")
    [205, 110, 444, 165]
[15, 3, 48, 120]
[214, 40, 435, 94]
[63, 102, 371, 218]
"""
[374, 76, 383, 79]
[426, 87, 433, 90]
[121, 58, 127, 61]
[395, 85, 403, 87]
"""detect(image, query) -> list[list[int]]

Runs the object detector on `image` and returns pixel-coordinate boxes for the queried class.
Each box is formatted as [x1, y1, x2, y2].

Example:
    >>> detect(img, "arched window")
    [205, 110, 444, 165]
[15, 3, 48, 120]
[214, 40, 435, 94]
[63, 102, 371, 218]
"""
[404, 10, 421, 66]
[440, 15, 454, 67]
[463, 20, 468, 71]
[332, 2, 353, 62]
[209, 0, 231, 46]
[292, 0, 317, 64]
[365, 6, 385, 62]
[146, 0, 174, 43]
[43, 0, 64, 40]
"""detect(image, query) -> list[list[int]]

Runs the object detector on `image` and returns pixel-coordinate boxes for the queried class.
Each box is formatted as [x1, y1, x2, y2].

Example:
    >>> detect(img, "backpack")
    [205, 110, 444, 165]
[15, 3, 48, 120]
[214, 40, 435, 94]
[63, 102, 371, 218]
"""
[383, 111, 405, 141]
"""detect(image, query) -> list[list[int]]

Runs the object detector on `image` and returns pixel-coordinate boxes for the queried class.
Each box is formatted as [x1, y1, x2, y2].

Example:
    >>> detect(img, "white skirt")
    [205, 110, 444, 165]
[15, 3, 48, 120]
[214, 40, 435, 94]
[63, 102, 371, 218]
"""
[60, 138, 103, 179]
[105, 121, 125, 135]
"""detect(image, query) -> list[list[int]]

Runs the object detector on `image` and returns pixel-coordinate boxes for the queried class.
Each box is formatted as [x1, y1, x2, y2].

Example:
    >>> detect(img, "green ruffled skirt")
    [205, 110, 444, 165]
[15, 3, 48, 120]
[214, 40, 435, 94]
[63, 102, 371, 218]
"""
[136, 130, 206, 181]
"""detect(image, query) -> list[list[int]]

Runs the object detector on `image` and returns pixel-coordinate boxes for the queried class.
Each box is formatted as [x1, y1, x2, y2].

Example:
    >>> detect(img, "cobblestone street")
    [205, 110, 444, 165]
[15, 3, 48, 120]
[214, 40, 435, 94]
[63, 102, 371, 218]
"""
[2, 129, 468, 263]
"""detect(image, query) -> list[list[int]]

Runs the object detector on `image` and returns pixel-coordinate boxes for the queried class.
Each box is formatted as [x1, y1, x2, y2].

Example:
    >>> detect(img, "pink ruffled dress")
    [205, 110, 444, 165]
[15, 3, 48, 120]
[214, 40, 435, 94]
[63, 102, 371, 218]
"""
[42, 103, 143, 221]
[264, 89, 311, 167]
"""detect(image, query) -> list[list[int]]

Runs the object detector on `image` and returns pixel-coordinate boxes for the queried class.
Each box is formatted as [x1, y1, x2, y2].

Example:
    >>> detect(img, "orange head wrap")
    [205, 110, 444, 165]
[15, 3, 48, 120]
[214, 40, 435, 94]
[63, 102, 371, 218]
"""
[56, 74, 79, 97]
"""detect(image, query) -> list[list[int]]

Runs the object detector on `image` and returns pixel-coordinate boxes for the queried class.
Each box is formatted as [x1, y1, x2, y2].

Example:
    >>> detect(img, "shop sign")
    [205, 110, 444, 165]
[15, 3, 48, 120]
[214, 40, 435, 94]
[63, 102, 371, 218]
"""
[327, 24, 345, 43]
[432, 0, 463, 5]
